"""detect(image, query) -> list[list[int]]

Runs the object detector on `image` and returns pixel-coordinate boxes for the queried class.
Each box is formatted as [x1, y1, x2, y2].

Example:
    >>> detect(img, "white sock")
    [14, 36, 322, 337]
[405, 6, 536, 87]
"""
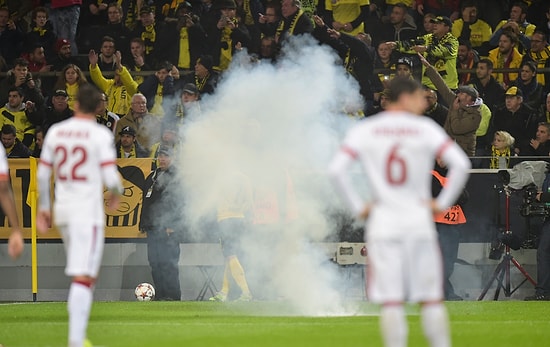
[421, 303, 451, 347]
[67, 281, 93, 347]
[380, 305, 408, 347]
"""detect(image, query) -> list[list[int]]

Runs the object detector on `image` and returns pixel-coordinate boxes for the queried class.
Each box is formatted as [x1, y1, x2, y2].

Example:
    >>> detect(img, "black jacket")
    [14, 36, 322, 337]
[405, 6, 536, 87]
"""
[139, 166, 183, 236]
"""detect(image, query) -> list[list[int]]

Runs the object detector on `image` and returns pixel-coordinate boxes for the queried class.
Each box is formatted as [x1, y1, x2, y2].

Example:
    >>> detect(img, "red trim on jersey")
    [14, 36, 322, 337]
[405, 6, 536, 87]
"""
[39, 159, 53, 167]
[341, 146, 358, 160]
[73, 279, 93, 288]
[100, 160, 116, 167]
[382, 301, 405, 307]
[0, 173, 8, 181]
[436, 139, 453, 158]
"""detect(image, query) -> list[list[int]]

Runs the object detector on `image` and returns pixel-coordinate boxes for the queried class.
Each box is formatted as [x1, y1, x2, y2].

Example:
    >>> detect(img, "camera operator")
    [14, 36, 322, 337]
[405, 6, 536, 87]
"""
[525, 174, 550, 300]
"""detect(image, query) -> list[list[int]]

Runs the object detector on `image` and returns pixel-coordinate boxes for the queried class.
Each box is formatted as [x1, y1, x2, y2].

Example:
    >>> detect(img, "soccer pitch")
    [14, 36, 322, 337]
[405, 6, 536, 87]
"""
[1, 301, 549, 347]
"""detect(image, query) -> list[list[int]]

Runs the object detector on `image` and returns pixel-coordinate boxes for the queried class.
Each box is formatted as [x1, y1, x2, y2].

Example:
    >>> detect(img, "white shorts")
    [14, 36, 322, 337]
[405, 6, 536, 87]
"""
[58, 222, 105, 278]
[366, 237, 443, 303]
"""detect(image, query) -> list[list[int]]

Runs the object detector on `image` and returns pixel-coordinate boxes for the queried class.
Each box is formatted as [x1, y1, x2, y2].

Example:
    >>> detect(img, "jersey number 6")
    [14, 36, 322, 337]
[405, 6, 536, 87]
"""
[386, 144, 407, 185]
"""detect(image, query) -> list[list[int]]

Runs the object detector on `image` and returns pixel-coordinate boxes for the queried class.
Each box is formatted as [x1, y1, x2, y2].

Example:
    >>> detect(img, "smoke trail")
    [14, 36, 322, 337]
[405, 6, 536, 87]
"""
[177, 35, 365, 315]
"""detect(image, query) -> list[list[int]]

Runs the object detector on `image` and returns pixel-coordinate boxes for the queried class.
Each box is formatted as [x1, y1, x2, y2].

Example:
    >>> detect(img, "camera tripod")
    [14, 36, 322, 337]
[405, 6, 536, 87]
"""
[478, 185, 537, 300]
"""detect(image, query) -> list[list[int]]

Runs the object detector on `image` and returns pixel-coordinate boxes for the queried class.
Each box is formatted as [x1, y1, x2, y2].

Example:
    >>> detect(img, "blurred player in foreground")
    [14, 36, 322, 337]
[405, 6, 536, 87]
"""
[2, 143, 23, 259]
[329, 78, 471, 347]
[37, 84, 123, 347]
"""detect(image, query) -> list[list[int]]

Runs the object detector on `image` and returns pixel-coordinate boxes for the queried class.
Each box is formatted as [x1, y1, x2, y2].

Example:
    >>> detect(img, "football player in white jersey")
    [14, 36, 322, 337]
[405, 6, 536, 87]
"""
[37, 84, 123, 347]
[0, 144, 24, 259]
[329, 78, 471, 347]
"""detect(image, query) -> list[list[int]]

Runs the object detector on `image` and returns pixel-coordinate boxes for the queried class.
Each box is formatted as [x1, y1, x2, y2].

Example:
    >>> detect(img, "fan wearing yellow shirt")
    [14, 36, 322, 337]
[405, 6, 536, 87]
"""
[325, 0, 370, 36]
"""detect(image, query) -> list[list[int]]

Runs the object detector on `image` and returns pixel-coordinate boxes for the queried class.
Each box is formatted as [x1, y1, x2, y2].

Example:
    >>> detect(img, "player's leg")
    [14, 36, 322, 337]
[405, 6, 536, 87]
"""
[408, 238, 450, 347]
[367, 239, 407, 347]
[227, 255, 252, 299]
[62, 223, 104, 347]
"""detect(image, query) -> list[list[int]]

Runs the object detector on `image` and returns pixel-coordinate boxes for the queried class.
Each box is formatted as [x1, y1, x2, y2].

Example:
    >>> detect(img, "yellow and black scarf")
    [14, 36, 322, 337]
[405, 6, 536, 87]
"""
[490, 146, 511, 169]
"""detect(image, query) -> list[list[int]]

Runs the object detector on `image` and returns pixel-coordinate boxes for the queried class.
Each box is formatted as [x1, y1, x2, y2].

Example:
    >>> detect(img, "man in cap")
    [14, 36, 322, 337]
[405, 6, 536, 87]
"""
[51, 38, 82, 71]
[96, 92, 120, 133]
[419, 53, 482, 156]
[139, 145, 183, 301]
[395, 57, 414, 79]
[492, 86, 540, 155]
[387, 15, 459, 91]
[28, 89, 73, 134]
[170, 83, 201, 124]
[116, 125, 149, 158]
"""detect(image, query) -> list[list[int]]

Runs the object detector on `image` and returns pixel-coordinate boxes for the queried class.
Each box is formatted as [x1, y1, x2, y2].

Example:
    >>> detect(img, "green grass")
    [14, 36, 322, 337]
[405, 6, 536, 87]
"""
[1, 301, 549, 347]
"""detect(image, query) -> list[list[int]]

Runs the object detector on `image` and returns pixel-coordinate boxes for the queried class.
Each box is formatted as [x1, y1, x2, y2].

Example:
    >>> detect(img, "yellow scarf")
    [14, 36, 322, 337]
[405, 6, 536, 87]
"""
[219, 27, 233, 71]
[195, 73, 210, 92]
[242, 0, 254, 26]
[490, 146, 511, 169]
[120, 145, 137, 158]
[178, 27, 191, 69]
[33, 26, 47, 36]
[276, 10, 304, 41]
[142, 25, 156, 55]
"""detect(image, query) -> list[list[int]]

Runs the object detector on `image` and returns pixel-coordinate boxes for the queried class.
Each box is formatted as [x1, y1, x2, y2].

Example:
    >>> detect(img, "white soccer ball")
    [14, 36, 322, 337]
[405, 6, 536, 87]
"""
[134, 282, 155, 301]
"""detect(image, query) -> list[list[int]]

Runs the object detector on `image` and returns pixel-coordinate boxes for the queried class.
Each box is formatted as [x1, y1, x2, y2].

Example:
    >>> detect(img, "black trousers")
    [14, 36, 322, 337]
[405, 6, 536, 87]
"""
[147, 231, 181, 300]
[437, 223, 461, 299]
[536, 221, 550, 295]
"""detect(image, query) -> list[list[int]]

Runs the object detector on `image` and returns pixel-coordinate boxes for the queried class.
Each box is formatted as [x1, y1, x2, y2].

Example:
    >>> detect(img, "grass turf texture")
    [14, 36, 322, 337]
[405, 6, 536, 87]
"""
[1, 301, 549, 347]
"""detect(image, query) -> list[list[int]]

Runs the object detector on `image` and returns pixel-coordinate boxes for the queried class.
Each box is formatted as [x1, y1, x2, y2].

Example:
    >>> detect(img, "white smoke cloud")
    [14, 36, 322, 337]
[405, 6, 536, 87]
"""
[176, 35, 365, 315]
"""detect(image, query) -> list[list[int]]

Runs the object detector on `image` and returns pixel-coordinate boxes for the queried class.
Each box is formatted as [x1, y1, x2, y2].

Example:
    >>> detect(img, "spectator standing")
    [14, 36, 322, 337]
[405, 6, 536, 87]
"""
[0, 7, 25, 66]
[325, 0, 369, 36]
[171, 83, 201, 123]
[49, 0, 82, 56]
[487, 31, 523, 89]
[490, 2, 536, 53]
[377, 2, 417, 45]
[139, 146, 183, 301]
[416, 0, 460, 21]
[95, 36, 118, 72]
[97, 3, 132, 61]
[208, 0, 250, 71]
[166, 3, 208, 71]
[1, 124, 31, 158]
[258, 2, 281, 38]
[89, 50, 139, 118]
[116, 125, 149, 158]
[22, 45, 51, 74]
[420, 53, 482, 156]
[36, 85, 123, 347]
[468, 58, 505, 113]
[492, 86, 539, 156]
[235, 0, 264, 54]
[432, 158, 468, 301]
[522, 31, 550, 94]
[131, 6, 171, 68]
[25, 7, 57, 62]
[451, 1, 492, 56]
[388, 15, 459, 91]
[275, 0, 313, 44]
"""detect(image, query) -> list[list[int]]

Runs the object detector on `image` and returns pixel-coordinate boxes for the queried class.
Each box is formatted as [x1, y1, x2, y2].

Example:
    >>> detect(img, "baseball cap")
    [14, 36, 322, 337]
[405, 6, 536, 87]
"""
[53, 89, 68, 97]
[505, 86, 523, 97]
[196, 55, 214, 72]
[430, 16, 452, 27]
[119, 126, 136, 136]
[457, 85, 479, 99]
[158, 146, 173, 157]
[182, 83, 198, 95]
[55, 38, 71, 52]
[139, 6, 154, 15]
[396, 57, 413, 69]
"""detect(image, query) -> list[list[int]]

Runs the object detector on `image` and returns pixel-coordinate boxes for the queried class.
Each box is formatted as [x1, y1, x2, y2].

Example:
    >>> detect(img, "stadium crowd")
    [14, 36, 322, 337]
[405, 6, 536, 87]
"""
[2, 0, 550, 304]
[0, 0, 548, 164]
